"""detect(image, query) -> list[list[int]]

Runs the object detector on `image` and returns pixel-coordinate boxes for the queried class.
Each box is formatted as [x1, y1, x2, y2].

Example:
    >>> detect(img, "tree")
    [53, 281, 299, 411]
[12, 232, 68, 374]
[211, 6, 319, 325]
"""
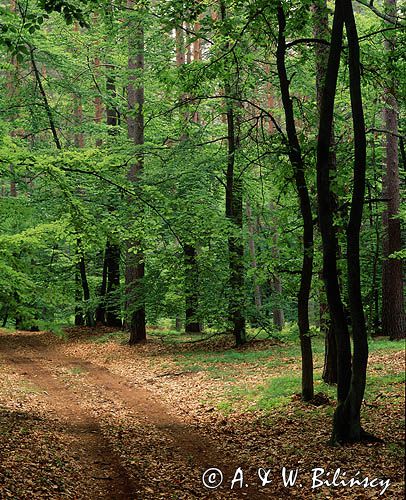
[381, 0, 405, 340]
[312, 0, 338, 385]
[317, 0, 377, 443]
[220, 0, 246, 346]
[276, 2, 314, 401]
[126, 0, 146, 343]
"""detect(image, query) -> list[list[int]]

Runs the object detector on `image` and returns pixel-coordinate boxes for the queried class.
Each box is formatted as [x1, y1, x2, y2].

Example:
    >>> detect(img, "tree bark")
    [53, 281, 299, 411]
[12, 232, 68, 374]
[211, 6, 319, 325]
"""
[221, 0, 246, 346]
[184, 244, 201, 333]
[78, 250, 95, 327]
[103, 64, 122, 328]
[276, 3, 314, 401]
[335, 0, 369, 442]
[105, 241, 122, 327]
[317, 0, 373, 442]
[381, 0, 405, 340]
[95, 247, 108, 324]
[316, 0, 351, 413]
[246, 201, 262, 310]
[126, 0, 146, 344]
[312, 0, 338, 385]
[176, 25, 201, 335]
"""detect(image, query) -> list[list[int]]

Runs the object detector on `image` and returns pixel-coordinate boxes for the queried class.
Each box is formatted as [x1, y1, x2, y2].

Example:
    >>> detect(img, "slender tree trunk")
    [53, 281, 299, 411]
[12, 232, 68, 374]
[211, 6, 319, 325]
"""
[94, 55, 108, 325]
[312, 0, 338, 384]
[246, 201, 262, 310]
[176, 25, 201, 335]
[322, 322, 338, 384]
[220, 1, 246, 346]
[316, 0, 352, 415]
[73, 85, 94, 327]
[381, 0, 405, 340]
[335, 0, 369, 442]
[272, 273, 285, 330]
[126, 0, 146, 344]
[103, 63, 122, 328]
[95, 247, 108, 324]
[276, 3, 314, 401]
[317, 0, 375, 442]
[75, 257, 84, 326]
[94, 54, 103, 148]
[105, 241, 122, 327]
[78, 249, 94, 327]
[184, 244, 201, 333]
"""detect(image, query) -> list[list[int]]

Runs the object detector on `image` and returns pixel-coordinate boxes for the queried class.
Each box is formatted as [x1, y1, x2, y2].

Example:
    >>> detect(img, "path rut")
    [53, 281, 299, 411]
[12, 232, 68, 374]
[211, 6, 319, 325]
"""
[0, 331, 268, 499]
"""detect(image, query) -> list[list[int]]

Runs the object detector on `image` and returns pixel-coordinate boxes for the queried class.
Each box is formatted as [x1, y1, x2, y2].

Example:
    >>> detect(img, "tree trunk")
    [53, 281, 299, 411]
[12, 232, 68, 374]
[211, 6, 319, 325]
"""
[176, 25, 201, 335]
[95, 247, 108, 324]
[105, 241, 122, 327]
[276, 3, 314, 401]
[221, 0, 246, 346]
[184, 244, 201, 334]
[312, 0, 338, 384]
[337, 0, 369, 442]
[103, 63, 122, 328]
[322, 323, 338, 384]
[126, 0, 146, 344]
[381, 0, 405, 340]
[246, 201, 262, 310]
[75, 260, 84, 326]
[317, 0, 374, 443]
[78, 251, 94, 327]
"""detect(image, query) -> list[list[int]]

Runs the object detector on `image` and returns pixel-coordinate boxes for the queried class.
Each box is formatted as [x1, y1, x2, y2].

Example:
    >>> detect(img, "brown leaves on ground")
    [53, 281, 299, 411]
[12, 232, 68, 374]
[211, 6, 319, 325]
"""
[0, 328, 404, 499]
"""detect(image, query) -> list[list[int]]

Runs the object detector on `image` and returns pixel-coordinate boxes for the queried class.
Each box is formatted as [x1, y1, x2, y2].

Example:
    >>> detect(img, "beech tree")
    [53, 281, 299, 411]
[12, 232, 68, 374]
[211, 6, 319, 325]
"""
[381, 0, 405, 340]
[126, 0, 146, 343]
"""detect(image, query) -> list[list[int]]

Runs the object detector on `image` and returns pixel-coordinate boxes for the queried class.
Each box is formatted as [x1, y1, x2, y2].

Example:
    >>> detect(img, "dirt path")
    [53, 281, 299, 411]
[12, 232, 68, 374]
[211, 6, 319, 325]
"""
[0, 331, 267, 499]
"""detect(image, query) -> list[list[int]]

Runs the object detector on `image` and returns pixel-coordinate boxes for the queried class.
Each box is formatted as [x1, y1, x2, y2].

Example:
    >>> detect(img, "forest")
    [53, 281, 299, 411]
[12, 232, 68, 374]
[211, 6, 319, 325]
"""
[0, 0, 405, 498]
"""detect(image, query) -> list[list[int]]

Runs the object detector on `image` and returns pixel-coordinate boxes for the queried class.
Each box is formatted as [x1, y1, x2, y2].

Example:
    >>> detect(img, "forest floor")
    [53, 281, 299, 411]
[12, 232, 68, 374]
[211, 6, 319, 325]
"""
[0, 327, 404, 499]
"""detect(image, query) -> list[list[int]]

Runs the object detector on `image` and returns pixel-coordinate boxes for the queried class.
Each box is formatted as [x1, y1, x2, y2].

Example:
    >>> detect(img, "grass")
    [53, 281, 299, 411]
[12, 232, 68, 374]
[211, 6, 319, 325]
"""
[14, 323, 400, 417]
[18, 381, 42, 395]
[166, 333, 404, 415]
[67, 366, 85, 376]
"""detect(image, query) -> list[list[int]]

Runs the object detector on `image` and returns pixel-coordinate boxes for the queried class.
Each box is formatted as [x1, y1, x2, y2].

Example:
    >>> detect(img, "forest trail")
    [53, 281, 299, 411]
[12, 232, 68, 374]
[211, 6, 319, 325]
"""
[0, 330, 267, 499]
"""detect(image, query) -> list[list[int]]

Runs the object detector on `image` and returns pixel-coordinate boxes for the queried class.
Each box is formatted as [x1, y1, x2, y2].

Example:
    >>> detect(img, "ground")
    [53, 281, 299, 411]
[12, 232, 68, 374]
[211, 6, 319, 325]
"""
[0, 327, 404, 499]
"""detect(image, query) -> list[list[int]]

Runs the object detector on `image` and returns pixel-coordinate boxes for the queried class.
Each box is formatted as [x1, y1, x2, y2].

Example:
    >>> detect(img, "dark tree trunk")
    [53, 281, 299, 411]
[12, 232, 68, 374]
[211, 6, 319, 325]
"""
[103, 64, 122, 328]
[75, 262, 84, 326]
[335, 0, 369, 442]
[95, 247, 108, 324]
[2, 306, 9, 328]
[246, 201, 262, 310]
[176, 25, 201, 336]
[126, 1, 146, 344]
[276, 4, 314, 401]
[78, 253, 95, 327]
[184, 244, 201, 334]
[317, 0, 374, 443]
[105, 241, 122, 328]
[312, 0, 338, 384]
[221, 0, 246, 347]
[381, 0, 405, 340]
[316, 0, 352, 414]
[322, 323, 338, 384]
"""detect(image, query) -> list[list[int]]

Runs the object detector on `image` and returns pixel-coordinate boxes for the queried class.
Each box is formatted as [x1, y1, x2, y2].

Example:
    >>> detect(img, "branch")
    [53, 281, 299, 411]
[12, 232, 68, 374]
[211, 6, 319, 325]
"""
[355, 0, 404, 25]
[366, 128, 405, 139]
[286, 38, 330, 49]
[29, 46, 62, 150]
